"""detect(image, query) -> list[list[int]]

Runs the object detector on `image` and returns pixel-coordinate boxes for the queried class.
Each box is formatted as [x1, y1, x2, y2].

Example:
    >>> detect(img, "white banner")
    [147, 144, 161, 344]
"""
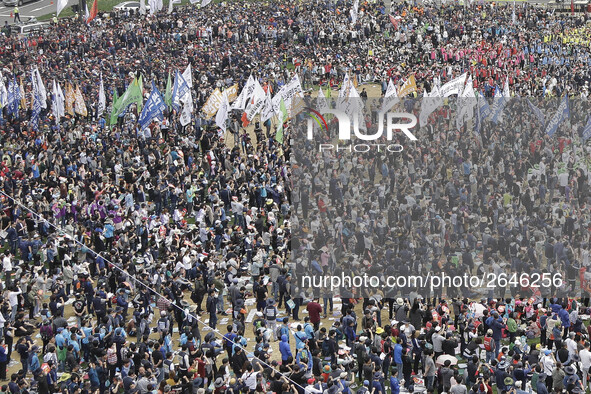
[97, 76, 106, 117]
[419, 85, 443, 127]
[440, 73, 467, 97]
[456, 76, 476, 130]
[317, 87, 329, 113]
[244, 80, 266, 121]
[216, 92, 230, 131]
[272, 74, 303, 114]
[180, 90, 193, 126]
[57, 0, 69, 16]
[232, 75, 255, 111]
[182, 64, 192, 88]
[260, 90, 275, 123]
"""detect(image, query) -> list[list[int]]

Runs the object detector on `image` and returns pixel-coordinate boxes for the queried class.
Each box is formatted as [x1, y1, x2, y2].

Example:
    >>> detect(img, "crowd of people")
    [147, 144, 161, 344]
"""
[0, 0, 590, 393]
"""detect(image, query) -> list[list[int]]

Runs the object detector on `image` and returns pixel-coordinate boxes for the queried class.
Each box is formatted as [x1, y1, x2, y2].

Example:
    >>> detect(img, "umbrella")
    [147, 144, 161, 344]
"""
[436, 355, 458, 366]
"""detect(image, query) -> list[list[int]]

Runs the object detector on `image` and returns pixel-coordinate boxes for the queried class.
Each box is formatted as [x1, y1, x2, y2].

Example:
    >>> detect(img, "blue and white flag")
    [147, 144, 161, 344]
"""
[475, 92, 491, 133]
[7, 76, 20, 117]
[171, 70, 190, 112]
[31, 91, 42, 131]
[582, 116, 591, 141]
[546, 95, 569, 137]
[138, 82, 166, 130]
[527, 98, 545, 126]
[490, 78, 510, 124]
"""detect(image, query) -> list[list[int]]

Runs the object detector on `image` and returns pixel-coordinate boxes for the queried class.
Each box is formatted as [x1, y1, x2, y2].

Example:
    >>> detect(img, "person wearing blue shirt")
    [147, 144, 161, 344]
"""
[558, 304, 571, 339]
[279, 334, 292, 362]
[27, 346, 40, 373]
[372, 372, 385, 394]
[393, 338, 404, 373]
[489, 312, 506, 359]
[390, 367, 400, 394]
[294, 325, 308, 352]
[304, 318, 315, 340]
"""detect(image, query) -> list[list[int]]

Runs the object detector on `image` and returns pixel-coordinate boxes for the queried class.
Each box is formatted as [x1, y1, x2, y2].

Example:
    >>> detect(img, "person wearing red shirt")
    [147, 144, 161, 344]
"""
[306, 298, 323, 331]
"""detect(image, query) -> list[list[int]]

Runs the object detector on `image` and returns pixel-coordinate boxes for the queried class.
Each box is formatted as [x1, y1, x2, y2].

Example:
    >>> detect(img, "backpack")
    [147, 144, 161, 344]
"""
[178, 351, 188, 370]
[158, 318, 168, 331]
[40, 324, 52, 341]
[276, 326, 283, 340]
[265, 306, 276, 320]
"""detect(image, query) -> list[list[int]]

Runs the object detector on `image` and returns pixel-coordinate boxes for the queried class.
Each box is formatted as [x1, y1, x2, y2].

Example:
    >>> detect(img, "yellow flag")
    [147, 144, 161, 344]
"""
[65, 83, 75, 116]
[201, 88, 224, 119]
[223, 84, 239, 103]
[74, 85, 87, 117]
[289, 92, 306, 119]
[398, 74, 417, 97]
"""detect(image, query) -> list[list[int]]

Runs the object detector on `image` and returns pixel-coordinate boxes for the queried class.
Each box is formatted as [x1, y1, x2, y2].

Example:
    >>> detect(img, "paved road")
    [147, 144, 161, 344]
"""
[0, 0, 55, 26]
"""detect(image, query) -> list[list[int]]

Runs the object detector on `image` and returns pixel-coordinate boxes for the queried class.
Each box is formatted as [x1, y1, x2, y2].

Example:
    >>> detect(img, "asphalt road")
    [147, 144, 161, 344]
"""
[0, 0, 55, 26]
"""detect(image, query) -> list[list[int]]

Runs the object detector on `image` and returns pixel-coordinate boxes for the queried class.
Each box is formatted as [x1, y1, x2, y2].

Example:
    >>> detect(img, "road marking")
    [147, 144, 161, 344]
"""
[31, 4, 52, 11]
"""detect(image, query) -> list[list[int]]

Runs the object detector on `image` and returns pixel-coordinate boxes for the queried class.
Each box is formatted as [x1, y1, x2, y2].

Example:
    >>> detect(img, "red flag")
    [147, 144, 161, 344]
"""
[87, 0, 98, 23]
[241, 112, 250, 128]
[389, 14, 399, 29]
[571, 0, 574, 15]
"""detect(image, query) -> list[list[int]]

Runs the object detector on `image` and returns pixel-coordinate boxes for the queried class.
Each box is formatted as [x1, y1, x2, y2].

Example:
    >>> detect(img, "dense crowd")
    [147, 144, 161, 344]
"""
[0, 0, 590, 393]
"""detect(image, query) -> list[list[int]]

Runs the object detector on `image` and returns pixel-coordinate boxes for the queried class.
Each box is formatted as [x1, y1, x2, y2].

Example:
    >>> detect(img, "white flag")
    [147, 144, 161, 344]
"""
[503, 76, 510, 98]
[350, 0, 359, 23]
[201, 0, 212, 6]
[439, 73, 467, 97]
[260, 90, 275, 123]
[216, 92, 230, 131]
[232, 75, 255, 111]
[167, 0, 173, 14]
[244, 80, 266, 121]
[419, 85, 443, 127]
[337, 73, 362, 118]
[456, 76, 476, 130]
[57, 0, 69, 16]
[156, 0, 164, 12]
[97, 75, 106, 117]
[182, 64, 193, 88]
[381, 78, 399, 113]
[139, 0, 146, 14]
[84, 3, 89, 23]
[271, 74, 304, 114]
[317, 87, 329, 113]
[0, 73, 7, 108]
[148, 0, 157, 15]
[180, 90, 193, 126]
[52, 80, 65, 120]
[33, 67, 47, 108]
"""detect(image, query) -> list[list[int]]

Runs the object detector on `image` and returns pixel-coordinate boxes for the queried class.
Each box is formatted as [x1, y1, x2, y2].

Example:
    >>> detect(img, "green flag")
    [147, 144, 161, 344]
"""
[276, 98, 287, 144]
[164, 72, 172, 109]
[114, 77, 143, 118]
[109, 88, 120, 126]
[325, 86, 331, 98]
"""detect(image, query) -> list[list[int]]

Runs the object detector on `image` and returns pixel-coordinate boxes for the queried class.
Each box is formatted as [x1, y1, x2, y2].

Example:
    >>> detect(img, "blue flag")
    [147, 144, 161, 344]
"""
[545, 95, 569, 137]
[171, 70, 189, 112]
[138, 82, 166, 130]
[6, 76, 19, 117]
[582, 116, 591, 141]
[475, 93, 491, 134]
[31, 91, 42, 131]
[527, 98, 545, 126]
[490, 87, 506, 124]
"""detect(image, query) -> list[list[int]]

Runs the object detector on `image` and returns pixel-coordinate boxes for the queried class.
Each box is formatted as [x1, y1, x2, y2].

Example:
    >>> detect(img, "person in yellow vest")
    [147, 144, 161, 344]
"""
[13, 6, 21, 23]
